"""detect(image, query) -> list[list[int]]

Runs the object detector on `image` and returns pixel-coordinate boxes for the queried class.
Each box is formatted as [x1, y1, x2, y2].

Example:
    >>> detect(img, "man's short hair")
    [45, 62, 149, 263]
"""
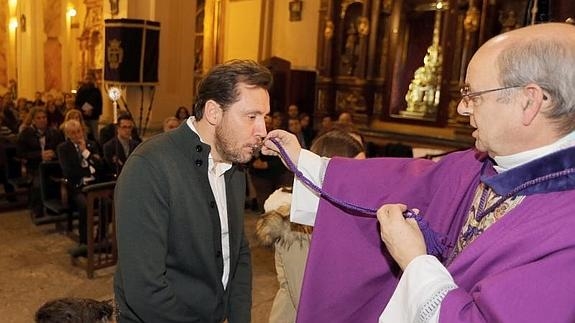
[116, 111, 134, 124]
[192, 59, 272, 121]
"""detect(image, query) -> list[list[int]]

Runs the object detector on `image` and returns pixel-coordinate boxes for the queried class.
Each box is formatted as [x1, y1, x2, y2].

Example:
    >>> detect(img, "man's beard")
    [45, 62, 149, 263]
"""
[214, 123, 255, 164]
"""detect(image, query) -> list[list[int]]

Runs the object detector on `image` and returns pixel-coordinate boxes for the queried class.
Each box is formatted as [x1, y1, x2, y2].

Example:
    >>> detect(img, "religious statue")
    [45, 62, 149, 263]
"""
[403, 7, 444, 118]
[404, 45, 442, 116]
[341, 22, 358, 75]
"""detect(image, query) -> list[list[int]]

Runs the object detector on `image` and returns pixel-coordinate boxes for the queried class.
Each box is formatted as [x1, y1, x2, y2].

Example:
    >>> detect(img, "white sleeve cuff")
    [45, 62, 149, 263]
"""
[289, 149, 328, 226]
[379, 255, 457, 323]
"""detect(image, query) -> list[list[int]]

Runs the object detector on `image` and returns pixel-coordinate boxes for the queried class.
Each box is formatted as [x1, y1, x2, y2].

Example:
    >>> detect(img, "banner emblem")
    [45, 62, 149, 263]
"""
[107, 38, 124, 69]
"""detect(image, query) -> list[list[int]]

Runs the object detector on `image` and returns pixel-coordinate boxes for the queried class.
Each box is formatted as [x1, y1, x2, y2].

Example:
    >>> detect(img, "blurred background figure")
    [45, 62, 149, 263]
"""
[58, 119, 106, 257]
[74, 73, 103, 143]
[17, 107, 63, 217]
[287, 118, 307, 149]
[337, 111, 353, 126]
[287, 104, 299, 120]
[64, 92, 76, 112]
[174, 106, 191, 123]
[298, 112, 315, 148]
[318, 115, 334, 136]
[102, 113, 141, 178]
[45, 97, 64, 130]
[163, 116, 180, 132]
[271, 111, 285, 130]
[62, 109, 96, 142]
[32, 91, 45, 106]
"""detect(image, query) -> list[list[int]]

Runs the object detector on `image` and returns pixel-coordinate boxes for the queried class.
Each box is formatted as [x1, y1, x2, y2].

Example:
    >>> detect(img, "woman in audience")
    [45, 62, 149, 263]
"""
[64, 92, 76, 113]
[256, 128, 365, 323]
[174, 106, 190, 122]
[1, 94, 19, 135]
[46, 98, 64, 130]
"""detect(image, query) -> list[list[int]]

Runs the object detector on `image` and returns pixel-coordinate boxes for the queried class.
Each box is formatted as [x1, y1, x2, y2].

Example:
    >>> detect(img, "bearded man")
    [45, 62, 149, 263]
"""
[114, 60, 272, 323]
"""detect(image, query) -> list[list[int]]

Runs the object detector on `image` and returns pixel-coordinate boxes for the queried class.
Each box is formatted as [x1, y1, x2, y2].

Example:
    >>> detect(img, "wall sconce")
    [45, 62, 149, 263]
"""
[67, 7, 77, 17]
[67, 7, 80, 29]
[9, 17, 18, 30]
[289, 0, 302, 22]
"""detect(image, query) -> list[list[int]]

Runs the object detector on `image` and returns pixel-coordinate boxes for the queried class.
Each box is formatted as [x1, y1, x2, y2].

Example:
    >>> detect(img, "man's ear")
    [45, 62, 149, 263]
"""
[204, 100, 221, 126]
[521, 83, 546, 126]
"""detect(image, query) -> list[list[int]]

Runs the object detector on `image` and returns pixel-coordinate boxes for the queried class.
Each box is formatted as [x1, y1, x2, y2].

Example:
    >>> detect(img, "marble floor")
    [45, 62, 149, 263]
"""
[0, 205, 277, 323]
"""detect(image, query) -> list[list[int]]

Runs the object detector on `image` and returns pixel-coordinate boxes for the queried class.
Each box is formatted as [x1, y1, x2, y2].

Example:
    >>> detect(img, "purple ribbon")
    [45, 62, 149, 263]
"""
[269, 137, 447, 258]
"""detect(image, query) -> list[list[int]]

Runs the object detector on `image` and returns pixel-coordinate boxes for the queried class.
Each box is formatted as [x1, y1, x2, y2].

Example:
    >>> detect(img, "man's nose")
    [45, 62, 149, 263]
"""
[457, 100, 472, 116]
[255, 116, 267, 137]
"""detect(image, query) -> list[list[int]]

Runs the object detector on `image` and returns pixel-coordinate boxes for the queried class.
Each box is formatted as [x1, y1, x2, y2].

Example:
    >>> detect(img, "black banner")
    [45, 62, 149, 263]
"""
[104, 19, 160, 85]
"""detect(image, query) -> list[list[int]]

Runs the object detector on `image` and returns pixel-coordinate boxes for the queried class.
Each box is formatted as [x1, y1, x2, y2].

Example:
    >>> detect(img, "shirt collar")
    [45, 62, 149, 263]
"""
[493, 130, 575, 172]
[186, 117, 232, 176]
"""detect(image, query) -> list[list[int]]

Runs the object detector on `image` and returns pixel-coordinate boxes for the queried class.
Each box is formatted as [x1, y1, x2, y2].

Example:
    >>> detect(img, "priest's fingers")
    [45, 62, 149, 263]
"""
[263, 130, 302, 167]
[377, 204, 427, 270]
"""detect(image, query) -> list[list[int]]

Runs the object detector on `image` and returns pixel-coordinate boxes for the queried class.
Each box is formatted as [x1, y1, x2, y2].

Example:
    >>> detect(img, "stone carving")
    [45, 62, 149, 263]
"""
[341, 21, 358, 75]
[336, 89, 366, 113]
[79, 0, 104, 74]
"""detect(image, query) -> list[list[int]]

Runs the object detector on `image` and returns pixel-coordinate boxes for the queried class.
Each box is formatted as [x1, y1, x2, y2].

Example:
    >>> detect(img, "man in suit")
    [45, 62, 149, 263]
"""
[57, 119, 104, 257]
[17, 107, 63, 217]
[114, 59, 272, 322]
[74, 72, 102, 141]
[102, 113, 140, 178]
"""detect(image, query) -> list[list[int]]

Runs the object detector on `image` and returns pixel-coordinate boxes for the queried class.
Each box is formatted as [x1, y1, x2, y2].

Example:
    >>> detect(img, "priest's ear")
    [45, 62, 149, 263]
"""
[204, 100, 222, 126]
[520, 83, 547, 126]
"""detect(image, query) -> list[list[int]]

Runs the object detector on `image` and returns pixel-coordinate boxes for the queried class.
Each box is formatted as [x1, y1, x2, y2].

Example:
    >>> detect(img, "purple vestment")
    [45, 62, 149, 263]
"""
[296, 148, 575, 322]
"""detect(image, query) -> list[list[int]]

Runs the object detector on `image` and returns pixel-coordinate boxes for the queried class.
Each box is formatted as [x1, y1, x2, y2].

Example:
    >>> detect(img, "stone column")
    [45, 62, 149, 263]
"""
[0, 0, 9, 88]
[43, 0, 63, 92]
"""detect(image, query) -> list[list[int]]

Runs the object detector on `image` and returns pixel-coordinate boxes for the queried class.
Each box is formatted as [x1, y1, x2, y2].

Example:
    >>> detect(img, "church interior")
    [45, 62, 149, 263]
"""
[0, 0, 573, 321]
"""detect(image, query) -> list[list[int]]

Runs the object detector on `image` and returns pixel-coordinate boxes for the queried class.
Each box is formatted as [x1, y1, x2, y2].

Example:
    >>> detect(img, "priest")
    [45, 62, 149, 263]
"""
[262, 22, 575, 323]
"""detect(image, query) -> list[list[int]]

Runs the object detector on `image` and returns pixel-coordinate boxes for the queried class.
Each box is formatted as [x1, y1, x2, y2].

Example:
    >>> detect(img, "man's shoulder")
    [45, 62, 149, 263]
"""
[103, 137, 119, 148]
[57, 140, 71, 149]
[133, 133, 174, 153]
[18, 126, 34, 136]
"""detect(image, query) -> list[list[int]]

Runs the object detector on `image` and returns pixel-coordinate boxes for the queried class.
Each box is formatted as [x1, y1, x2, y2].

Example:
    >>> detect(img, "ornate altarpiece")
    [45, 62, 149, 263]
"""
[314, 0, 570, 149]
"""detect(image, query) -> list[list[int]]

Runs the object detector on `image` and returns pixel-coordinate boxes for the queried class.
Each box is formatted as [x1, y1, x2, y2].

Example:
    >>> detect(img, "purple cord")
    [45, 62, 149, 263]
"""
[269, 137, 447, 258]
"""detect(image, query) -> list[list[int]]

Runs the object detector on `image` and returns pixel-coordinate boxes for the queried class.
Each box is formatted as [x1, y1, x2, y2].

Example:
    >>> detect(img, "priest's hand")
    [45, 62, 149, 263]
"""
[377, 203, 427, 271]
[262, 130, 301, 168]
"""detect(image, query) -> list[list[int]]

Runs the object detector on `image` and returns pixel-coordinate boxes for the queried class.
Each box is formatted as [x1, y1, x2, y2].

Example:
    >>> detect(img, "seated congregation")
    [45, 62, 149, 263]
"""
[0, 103, 142, 273]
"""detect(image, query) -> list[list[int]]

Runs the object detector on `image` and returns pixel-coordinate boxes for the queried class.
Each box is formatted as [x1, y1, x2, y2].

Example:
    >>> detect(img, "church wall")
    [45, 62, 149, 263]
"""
[223, 0, 262, 61]
[19, 0, 45, 99]
[271, 0, 318, 71]
[149, 0, 196, 128]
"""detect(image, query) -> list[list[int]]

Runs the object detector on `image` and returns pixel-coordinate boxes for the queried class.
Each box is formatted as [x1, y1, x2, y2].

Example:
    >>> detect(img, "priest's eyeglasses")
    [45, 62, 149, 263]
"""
[460, 84, 522, 109]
